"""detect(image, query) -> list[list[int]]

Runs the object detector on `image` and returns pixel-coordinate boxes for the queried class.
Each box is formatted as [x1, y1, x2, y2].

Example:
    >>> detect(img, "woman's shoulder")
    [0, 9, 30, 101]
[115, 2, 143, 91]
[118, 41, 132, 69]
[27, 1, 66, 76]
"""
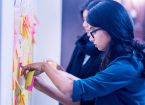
[107, 52, 143, 74]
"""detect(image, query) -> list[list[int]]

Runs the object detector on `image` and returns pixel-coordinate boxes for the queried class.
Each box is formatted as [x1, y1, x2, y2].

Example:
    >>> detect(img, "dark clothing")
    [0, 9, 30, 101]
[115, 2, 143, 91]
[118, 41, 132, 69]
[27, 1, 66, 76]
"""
[66, 33, 102, 105]
[73, 51, 145, 105]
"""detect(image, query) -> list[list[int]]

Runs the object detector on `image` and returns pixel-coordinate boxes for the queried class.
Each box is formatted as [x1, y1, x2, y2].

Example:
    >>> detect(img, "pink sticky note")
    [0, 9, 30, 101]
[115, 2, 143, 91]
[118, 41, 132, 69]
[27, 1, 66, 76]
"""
[18, 62, 22, 68]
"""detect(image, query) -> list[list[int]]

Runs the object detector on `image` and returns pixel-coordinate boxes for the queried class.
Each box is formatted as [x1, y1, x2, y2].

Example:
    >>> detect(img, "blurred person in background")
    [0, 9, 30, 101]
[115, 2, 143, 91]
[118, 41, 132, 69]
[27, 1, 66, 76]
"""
[64, 0, 103, 104]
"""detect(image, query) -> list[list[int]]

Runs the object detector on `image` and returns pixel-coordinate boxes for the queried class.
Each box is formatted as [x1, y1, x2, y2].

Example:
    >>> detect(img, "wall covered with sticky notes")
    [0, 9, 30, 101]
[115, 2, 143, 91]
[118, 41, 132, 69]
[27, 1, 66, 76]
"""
[13, 0, 38, 105]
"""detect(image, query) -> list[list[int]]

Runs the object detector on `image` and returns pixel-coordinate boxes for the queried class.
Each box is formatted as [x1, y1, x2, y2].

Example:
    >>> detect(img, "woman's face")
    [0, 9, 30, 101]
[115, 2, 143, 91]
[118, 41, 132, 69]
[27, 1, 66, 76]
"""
[82, 10, 91, 34]
[89, 27, 111, 51]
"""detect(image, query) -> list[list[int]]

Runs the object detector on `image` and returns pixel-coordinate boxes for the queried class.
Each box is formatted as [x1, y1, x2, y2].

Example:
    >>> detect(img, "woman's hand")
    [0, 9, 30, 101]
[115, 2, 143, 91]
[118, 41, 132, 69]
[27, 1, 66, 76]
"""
[21, 62, 45, 77]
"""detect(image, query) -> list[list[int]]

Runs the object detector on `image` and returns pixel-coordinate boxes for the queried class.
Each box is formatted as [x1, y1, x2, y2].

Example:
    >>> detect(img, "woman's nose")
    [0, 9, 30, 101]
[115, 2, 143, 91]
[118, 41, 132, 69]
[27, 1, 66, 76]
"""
[83, 21, 91, 33]
[82, 21, 87, 28]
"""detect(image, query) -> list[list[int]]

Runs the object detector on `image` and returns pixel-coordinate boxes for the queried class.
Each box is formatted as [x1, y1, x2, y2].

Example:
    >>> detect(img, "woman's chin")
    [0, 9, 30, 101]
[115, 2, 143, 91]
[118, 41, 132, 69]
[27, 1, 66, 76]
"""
[96, 45, 104, 51]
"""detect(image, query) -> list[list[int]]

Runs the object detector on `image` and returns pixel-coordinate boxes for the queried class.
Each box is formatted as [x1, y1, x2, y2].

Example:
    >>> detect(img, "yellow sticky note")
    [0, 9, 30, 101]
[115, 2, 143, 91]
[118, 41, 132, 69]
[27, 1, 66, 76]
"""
[25, 71, 35, 91]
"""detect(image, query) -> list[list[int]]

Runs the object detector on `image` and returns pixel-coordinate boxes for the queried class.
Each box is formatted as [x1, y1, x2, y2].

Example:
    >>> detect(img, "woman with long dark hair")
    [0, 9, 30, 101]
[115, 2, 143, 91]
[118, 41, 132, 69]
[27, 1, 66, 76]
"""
[22, 1, 145, 105]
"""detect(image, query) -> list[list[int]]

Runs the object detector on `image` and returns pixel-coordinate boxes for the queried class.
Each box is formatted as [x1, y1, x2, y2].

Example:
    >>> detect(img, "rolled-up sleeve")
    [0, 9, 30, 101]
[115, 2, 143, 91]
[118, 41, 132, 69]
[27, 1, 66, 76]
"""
[72, 58, 140, 102]
[72, 80, 83, 101]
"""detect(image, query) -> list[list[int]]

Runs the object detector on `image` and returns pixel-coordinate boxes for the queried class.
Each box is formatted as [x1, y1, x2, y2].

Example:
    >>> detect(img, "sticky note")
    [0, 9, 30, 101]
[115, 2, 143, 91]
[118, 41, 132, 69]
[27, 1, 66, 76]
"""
[48, 61, 64, 71]
[18, 62, 22, 78]
[20, 94, 25, 105]
[48, 62, 57, 69]
[19, 75, 25, 87]
[25, 71, 35, 91]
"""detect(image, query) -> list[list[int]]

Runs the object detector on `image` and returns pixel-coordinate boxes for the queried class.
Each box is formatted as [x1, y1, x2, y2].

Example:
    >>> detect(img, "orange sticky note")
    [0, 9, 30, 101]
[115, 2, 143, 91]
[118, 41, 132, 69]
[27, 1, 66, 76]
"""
[48, 61, 57, 69]
[20, 94, 25, 105]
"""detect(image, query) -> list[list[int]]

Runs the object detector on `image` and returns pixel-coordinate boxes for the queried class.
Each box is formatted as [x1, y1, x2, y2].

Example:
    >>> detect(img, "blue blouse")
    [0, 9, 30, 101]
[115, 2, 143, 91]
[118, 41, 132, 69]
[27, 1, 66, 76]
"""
[72, 53, 145, 105]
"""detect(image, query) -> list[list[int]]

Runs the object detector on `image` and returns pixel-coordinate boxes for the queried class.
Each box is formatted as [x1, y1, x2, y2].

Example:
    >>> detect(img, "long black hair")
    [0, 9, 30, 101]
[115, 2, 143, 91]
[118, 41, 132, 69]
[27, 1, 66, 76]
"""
[80, 0, 93, 20]
[80, 0, 105, 20]
[86, 0, 145, 77]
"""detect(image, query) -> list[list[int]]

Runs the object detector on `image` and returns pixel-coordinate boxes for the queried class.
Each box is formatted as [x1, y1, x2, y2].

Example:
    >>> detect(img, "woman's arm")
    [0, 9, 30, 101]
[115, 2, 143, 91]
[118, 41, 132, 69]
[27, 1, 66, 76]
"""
[42, 62, 78, 98]
[22, 62, 80, 101]
[34, 76, 80, 105]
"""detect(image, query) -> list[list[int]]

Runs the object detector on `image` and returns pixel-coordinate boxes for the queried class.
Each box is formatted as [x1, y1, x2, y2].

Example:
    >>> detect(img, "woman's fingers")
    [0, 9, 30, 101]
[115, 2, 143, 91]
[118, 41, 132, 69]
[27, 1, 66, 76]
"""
[21, 64, 34, 76]
[21, 62, 45, 77]
[21, 65, 28, 76]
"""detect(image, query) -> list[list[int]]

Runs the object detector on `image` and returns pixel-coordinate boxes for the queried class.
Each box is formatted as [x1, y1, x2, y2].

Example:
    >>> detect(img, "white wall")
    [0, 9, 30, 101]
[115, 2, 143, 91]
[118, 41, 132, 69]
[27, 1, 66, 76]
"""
[0, 0, 13, 105]
[32, 0, 62, 105]
[0, 0, 1, 103]
[0, 0, 62, 105]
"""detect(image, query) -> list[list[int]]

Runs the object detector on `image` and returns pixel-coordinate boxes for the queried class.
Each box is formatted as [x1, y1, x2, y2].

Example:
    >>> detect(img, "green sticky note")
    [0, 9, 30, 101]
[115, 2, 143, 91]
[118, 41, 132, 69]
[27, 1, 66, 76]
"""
[25, 71, 35, 91]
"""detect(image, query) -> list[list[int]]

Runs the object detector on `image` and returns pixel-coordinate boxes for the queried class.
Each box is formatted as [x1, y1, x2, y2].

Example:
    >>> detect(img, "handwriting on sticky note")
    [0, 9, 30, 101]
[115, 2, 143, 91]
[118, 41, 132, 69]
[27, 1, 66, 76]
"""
[25, 71, 35, 92]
